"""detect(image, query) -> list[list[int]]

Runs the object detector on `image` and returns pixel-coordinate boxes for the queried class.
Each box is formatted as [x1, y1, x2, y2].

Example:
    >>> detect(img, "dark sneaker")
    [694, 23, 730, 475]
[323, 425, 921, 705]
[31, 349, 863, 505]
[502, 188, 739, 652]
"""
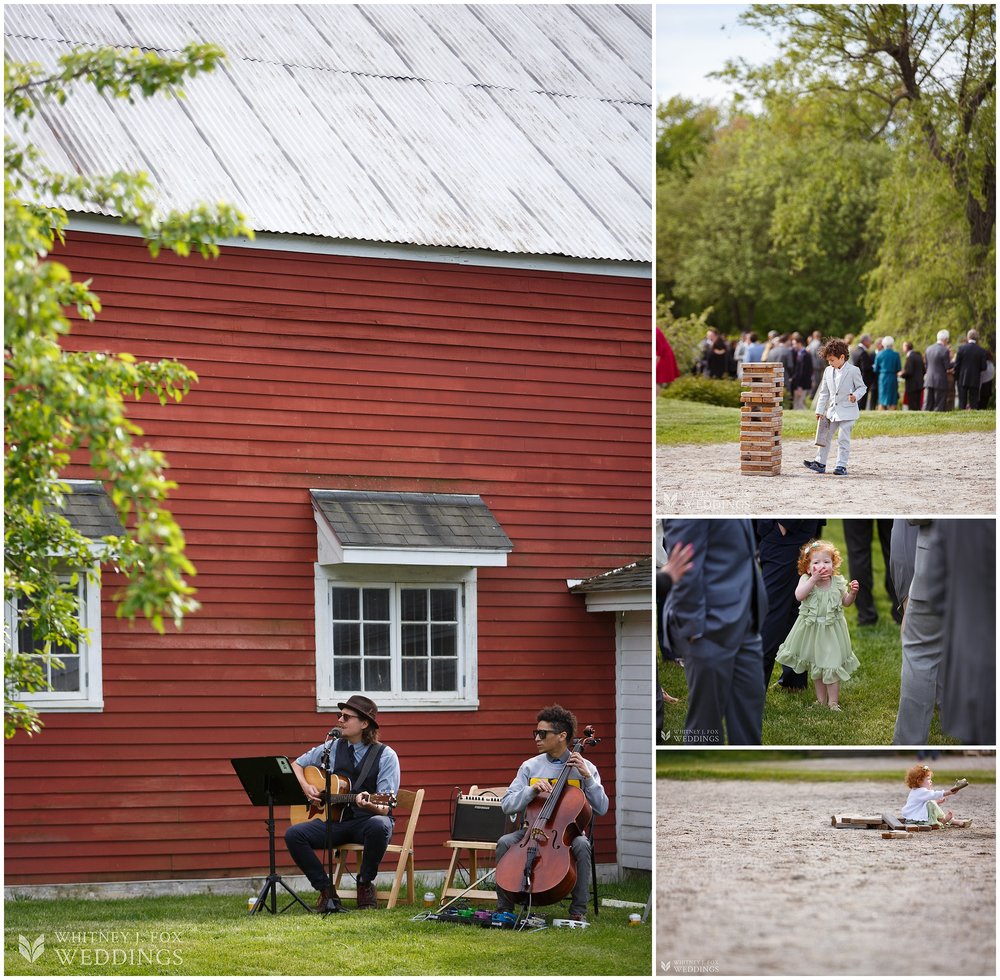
[356, 880, 377, 910]
[833, 466, 848, 476]
[802, 460, 826, 473]
[569, 910, 589, 923]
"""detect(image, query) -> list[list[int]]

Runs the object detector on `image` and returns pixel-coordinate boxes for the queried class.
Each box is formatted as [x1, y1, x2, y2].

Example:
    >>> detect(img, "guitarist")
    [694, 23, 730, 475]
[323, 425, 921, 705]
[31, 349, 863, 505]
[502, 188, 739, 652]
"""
[494, 705, 608, 923]
[284, 695, 400, 910]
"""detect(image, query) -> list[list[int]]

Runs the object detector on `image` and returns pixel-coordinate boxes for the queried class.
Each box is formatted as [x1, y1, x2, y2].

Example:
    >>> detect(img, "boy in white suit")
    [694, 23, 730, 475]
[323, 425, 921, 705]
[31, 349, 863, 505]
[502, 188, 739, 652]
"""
[804, 338, 867, 476]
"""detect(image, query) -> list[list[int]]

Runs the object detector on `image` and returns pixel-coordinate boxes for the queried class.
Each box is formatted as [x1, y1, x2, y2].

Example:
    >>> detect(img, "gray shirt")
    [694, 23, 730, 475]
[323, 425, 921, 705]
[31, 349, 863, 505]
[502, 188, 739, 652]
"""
[502, 751, 609, 818]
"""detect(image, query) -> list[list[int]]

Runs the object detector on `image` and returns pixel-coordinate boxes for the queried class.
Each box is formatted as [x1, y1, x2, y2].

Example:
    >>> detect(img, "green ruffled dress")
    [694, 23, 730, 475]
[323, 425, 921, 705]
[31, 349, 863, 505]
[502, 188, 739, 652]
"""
[775, 575, 860, 684]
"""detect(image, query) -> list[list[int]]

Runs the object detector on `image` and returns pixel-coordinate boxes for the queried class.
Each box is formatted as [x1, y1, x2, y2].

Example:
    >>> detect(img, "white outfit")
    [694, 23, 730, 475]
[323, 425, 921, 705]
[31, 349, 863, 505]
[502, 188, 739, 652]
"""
[901, 786, 945, 821]
[812, 363, 867, 468]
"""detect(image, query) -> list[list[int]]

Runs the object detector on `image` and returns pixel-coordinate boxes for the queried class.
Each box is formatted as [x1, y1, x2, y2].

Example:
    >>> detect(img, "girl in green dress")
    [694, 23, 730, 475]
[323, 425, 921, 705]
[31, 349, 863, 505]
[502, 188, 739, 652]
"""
[775, 540, 860, 711]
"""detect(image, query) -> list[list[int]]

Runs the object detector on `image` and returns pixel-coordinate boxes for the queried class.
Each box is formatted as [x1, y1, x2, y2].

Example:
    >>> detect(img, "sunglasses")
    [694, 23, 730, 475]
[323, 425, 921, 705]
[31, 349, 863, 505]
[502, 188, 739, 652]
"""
[338, 712, 361, 721]
[532, 729, 561, 739]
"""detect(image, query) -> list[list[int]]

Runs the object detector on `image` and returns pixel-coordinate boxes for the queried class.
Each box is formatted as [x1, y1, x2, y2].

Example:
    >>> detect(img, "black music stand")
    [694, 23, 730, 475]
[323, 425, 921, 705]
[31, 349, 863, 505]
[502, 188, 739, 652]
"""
[231, 756, 314, 915]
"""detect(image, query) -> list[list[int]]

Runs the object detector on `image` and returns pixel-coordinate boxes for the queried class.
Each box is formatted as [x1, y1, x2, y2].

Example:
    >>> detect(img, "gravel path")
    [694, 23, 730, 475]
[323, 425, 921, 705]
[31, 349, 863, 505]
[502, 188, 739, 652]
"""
[656, 775, 995, 976]
[656, 432, 995, 515]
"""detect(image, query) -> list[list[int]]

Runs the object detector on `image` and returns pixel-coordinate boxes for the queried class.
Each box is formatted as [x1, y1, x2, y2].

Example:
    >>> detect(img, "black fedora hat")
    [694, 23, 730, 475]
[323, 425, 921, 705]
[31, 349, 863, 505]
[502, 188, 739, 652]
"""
[338, 694, 379, 729]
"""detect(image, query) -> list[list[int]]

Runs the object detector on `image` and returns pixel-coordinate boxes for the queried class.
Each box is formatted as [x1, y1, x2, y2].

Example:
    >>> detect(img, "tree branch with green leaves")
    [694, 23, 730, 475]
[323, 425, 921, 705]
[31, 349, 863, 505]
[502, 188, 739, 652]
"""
[4, 43, 254, 738]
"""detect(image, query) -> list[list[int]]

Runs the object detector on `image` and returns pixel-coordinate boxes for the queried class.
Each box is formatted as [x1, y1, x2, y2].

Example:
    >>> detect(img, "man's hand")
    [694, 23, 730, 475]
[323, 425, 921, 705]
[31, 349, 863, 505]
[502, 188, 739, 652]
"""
[533, 780, 553, 798]
[567, 752, 590, 781]
[355, 790, 383, 814]
[302, 782, 322, 802]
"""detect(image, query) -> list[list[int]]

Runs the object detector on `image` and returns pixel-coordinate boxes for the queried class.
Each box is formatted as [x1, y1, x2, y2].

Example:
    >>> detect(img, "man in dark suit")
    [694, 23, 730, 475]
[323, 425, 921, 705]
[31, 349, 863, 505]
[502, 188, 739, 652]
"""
[662, 520, 768, 745]
[953, 329, 987, 409]
[844, 519, 901, 626]
[849, 334, 876, 409]
[900, 341, 925, 410]
[755, 520, 825, 690]
[923, 330, 953, 411]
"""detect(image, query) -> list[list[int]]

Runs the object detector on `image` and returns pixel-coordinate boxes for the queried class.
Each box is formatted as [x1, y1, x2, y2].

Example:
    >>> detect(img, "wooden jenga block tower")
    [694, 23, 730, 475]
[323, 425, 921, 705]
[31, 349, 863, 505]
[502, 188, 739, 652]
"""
[740, 362, 783, 475]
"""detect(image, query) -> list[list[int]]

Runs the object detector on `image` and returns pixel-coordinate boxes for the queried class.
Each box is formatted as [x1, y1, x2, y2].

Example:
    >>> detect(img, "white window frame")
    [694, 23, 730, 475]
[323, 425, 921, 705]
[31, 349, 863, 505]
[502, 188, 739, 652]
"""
[8, 562, 105, 712]
[314, 563, 479, 711]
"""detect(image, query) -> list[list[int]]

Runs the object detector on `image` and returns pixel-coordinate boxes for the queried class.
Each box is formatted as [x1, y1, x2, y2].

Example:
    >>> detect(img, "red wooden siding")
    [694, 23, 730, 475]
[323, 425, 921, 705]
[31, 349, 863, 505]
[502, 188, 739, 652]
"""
[4, 232, 651, 885]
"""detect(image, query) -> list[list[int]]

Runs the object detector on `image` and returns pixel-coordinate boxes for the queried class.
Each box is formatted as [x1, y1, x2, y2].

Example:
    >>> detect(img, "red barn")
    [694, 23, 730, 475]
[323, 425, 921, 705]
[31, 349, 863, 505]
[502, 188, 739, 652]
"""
[4, 4, 653, 896]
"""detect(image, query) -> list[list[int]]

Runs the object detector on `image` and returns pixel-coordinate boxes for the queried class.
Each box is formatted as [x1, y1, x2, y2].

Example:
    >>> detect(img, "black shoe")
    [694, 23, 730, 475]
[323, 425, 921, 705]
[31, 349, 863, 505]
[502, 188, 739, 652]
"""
[833, 465, 848, 476]
[803, 460, 826, 473]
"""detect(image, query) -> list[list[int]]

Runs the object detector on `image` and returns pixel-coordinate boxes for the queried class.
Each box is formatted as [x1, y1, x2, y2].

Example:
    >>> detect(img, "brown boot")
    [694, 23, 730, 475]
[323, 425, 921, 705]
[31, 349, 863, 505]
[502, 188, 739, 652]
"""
[356, 880, 377, 910]
[314, 886, 343, 912]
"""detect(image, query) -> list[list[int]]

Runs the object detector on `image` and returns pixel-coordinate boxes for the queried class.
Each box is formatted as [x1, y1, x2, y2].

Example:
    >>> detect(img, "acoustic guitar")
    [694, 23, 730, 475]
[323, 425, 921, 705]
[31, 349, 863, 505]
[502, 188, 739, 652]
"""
[288, 765, 396, 825]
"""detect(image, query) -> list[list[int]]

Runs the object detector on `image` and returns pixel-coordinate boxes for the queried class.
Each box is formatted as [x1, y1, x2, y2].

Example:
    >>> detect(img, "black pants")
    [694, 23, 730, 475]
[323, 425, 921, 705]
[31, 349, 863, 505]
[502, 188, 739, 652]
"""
[957, 383, 980, 409]
[844, 519, 900, 625]
[284, 814, 392, 889]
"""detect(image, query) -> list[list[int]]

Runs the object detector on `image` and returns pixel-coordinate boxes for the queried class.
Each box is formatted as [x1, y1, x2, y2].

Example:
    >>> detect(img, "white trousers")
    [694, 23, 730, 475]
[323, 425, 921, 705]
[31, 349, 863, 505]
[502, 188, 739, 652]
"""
[815, 418, 854, 468]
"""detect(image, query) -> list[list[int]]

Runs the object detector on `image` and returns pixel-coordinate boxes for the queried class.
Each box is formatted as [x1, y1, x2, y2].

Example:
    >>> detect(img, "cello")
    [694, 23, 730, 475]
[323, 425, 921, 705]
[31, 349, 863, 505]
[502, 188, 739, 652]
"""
[494, 726, 600, 907]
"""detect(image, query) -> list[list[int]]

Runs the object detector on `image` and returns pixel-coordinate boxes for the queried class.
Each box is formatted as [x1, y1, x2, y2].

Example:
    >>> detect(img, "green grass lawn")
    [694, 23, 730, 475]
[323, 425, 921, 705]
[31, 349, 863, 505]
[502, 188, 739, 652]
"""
[655, 750, 996, 783]
[656, 398, 995, 445]
[3, 877, 651, 976]
[658, 521, 959, 746]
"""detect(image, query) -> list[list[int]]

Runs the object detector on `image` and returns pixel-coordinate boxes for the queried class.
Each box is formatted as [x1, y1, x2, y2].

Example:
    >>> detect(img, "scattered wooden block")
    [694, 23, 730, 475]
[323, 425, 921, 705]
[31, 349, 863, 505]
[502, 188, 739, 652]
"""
[881, 812, 906, 831]
[904, 823, 938, 832]
[831, 814, 886, 829]
[881, 831, 909, 839]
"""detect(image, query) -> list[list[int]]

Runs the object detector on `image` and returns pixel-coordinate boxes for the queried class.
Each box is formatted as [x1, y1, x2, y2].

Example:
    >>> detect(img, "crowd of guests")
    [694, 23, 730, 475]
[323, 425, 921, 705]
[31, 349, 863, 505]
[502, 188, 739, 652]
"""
[656, 325, 995, 411]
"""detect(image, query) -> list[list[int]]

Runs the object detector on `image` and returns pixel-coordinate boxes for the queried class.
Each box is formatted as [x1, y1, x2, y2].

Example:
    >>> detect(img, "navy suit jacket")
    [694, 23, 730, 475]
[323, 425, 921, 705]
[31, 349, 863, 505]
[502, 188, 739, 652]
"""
[662, 520, 767, 655]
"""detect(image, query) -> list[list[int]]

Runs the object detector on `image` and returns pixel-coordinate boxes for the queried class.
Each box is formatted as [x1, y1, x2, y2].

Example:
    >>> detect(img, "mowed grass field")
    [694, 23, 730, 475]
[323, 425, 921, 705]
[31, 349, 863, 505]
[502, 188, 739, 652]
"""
[4, 876, 653, 976]
[656, 398, 995, 445]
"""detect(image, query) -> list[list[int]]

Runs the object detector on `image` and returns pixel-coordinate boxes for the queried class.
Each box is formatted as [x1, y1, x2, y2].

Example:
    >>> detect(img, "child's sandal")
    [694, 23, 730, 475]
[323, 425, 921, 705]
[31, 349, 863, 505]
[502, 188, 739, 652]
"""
[829, 703, 842, 712]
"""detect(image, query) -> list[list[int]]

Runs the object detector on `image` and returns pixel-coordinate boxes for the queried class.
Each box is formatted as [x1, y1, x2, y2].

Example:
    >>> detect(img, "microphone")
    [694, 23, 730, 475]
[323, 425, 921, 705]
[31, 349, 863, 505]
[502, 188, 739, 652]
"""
[326, 727, 342, 741]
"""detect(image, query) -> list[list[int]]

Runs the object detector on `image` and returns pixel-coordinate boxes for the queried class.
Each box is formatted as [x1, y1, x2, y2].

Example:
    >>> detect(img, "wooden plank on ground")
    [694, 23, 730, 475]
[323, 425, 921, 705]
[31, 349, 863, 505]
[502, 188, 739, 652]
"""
[881, 831, 909, 839]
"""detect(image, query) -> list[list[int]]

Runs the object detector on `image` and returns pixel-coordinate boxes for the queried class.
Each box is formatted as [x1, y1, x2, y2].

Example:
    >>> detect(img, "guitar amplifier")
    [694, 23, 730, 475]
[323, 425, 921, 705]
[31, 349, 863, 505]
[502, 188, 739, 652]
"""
[451, 793, 513, 843]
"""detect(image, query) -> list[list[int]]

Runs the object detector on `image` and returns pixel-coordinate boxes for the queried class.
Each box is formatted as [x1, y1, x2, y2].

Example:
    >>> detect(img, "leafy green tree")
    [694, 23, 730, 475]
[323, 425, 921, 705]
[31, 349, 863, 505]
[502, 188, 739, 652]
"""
[737, 4, 995, 247]
[656, 96, 721, 177]
[729, 4, 995, 339]
[660, 105, 884, 336]
[4, 45, 253, 737]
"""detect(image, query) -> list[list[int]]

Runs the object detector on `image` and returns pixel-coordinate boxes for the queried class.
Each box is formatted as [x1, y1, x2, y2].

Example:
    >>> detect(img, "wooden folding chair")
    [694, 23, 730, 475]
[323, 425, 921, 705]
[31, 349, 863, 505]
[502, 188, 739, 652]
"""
[332, 787, 424, 908]
[439, 785, 507, 904]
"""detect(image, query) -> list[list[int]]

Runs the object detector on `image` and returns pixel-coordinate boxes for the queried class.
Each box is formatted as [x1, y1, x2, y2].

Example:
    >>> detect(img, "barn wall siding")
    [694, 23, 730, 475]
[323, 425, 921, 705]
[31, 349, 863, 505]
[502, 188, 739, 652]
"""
[5, 232, 651, 885]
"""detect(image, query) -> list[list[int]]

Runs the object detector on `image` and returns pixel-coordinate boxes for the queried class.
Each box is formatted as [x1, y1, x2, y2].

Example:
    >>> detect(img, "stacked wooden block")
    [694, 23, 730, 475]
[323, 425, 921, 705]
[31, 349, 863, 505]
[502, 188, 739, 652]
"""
[740, 362, 784, 476]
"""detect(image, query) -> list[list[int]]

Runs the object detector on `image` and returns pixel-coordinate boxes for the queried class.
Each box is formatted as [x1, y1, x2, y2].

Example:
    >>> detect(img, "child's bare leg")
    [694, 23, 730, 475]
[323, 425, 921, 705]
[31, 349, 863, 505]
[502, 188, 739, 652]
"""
[827, 681, 841, 709]
[813, 680, 828, 705]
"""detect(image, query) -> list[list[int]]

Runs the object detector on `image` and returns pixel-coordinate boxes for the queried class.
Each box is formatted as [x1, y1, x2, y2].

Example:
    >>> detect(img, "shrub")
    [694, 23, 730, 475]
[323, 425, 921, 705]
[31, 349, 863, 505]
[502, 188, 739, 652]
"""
[661, 375, 743, 408]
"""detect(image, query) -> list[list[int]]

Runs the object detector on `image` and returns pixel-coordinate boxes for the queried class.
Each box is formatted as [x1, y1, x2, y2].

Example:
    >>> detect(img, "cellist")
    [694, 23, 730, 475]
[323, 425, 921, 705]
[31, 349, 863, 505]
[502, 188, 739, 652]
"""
[494, 705, 609, 922]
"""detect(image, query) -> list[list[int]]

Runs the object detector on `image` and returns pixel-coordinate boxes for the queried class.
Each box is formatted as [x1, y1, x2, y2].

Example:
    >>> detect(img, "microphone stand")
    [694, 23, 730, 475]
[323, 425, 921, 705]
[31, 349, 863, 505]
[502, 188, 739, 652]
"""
[320, 729, 347, 914]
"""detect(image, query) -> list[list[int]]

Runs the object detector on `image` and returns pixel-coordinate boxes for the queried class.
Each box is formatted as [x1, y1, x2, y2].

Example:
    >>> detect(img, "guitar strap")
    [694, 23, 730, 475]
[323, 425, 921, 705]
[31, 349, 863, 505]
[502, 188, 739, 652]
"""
[354, 742, 385, 795]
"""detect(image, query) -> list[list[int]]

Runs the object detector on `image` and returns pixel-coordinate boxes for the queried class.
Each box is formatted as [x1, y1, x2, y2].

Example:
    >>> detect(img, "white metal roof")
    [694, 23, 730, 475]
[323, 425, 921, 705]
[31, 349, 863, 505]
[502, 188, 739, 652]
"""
[5, 4, 652, 262]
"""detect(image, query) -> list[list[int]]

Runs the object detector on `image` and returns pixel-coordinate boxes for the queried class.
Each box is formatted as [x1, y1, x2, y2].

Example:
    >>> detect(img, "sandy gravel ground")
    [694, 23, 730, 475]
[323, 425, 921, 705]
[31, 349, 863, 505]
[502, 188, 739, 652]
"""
[656, 432, 995, 515]
[656, 775, 995, 976]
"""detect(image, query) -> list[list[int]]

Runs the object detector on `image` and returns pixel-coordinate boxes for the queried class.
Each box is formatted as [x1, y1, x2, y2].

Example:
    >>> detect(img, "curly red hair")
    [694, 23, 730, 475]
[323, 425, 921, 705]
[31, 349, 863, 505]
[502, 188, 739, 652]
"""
[797, 539, 842, 575]
[906, 764, 932, 789]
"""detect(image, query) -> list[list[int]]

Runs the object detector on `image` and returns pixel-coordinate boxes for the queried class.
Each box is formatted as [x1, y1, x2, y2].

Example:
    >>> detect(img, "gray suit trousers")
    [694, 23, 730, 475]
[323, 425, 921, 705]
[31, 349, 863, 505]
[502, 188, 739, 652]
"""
[892, 524, 946, 745]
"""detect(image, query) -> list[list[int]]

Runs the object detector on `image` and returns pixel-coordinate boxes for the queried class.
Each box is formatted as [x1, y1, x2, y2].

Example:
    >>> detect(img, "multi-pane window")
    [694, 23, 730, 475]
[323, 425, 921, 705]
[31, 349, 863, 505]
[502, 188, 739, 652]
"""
[328, 582, 463, 697]
[8, 569, 104, 711]
[316, 568, 476, 710]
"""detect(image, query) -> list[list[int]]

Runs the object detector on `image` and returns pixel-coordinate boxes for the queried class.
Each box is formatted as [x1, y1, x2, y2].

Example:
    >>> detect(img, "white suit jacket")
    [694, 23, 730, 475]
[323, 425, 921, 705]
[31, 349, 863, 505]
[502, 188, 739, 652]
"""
[814, 363, 866, 421]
